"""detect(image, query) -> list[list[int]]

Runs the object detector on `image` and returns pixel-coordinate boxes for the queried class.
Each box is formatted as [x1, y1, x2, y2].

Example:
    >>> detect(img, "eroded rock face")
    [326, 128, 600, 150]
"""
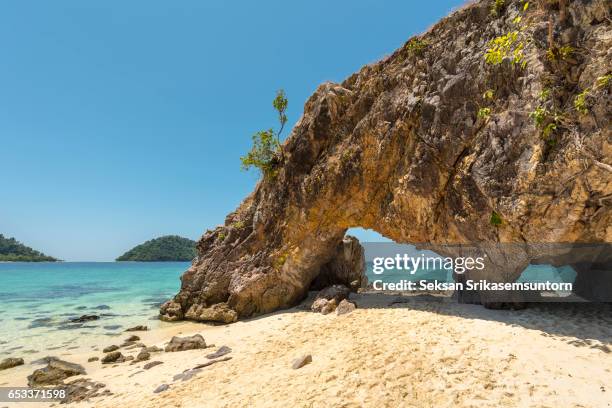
[162, 0, 611, 322]
[310, 235, 367, 291]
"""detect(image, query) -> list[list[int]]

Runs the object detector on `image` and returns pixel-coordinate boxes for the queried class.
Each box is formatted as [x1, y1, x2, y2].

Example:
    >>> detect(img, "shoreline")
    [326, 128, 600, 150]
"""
[1, 293, 611, 407]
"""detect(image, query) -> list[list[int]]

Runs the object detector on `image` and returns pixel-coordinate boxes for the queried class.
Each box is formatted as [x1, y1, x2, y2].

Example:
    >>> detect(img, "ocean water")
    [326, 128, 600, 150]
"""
[0, 262, 187, 358]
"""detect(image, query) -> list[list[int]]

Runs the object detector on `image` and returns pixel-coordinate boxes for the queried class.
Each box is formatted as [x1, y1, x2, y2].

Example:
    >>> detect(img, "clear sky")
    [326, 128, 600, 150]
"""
[1, 0, 465, 261]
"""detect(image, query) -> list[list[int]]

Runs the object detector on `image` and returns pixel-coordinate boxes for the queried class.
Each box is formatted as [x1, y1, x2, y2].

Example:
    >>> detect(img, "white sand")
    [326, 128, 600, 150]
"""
[1, 294, 611, 407]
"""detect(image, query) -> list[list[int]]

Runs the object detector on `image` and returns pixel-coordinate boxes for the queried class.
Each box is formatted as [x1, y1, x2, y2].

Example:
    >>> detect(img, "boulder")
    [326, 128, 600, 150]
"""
[165, 334, 207, 352]
[61, 378, 109, 403]
[125, 335, 140, 342]
[136, 350, 150, 362]
[101, 351, 124, 364]
[145, 345, 163, 353]
[0, 357, 24, 370]
[27, 359, 86, 386]
[315, 285, 350, 303]
[102, 345, 119, 353]
[311, 298, 337, 315]
[126, 325, 148, 332]
[336, 299, 356, 315]
[143, 361, 163, 370]
[87, 357, 99, 362]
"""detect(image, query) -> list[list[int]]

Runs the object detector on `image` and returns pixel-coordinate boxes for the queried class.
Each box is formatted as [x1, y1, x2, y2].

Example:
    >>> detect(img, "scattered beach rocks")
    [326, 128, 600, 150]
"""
[27, 359, 86, 386]
[125, 335, 140, 342]
[165, 334, 206, 352]
[102, 345, 119, 353]
[101, 351, 124, 364]
[336, 299, 356, 315]
[126, 325, 148, 332]
[206, 346, 232, 359]
[311, 298, 337, 315]
[136, 350, 150, 362]
[173, 369, 202, 382]
[316, 285, 351, 302]
[311, 285, 351, 314]
[61, 378, 110, 403]
[193, 356, 232, 369]
[87, 357, 99, 362]
[0, 357, 24, 370]
[291, 354, 312, 370]
[153, 384, 169, 393]
[184, 302, 238, 324]
[69, 315, 99, 323]
[145, 345, 163, 353]
[143, 361, 163, 370]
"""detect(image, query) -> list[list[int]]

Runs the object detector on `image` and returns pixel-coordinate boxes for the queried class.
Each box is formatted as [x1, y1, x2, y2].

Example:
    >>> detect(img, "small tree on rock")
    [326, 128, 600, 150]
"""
[241, 89, 288, 179]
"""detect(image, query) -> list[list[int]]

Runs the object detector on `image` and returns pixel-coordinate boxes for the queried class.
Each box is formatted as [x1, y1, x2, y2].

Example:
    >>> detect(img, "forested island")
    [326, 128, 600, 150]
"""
[0, 234, 58, 262]
[116, 235, 196, 261]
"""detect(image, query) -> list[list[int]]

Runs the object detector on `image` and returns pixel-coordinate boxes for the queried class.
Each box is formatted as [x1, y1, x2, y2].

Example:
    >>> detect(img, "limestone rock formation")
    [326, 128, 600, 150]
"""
[310, 235, 367, 291]
[162, 0, 611, 322]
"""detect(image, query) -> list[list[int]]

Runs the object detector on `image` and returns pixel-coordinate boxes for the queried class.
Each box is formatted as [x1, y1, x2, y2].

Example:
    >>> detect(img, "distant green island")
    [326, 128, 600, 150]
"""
[116, 235, 197, 262]
[0, 234, 58, 262]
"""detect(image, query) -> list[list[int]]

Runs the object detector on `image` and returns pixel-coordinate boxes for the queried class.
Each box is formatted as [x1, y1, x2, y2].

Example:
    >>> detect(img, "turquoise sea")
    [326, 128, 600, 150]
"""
[0, 261, 576, 359]
[0, 262, 187, 359]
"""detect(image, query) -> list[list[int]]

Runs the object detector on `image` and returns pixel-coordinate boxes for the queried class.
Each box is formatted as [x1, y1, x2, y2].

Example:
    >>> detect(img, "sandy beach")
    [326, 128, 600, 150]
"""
[1, 293, 611, 408]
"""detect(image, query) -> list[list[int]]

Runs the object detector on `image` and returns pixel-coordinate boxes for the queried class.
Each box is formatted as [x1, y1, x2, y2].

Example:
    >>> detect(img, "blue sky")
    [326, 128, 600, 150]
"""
[0, 0, 465, 261]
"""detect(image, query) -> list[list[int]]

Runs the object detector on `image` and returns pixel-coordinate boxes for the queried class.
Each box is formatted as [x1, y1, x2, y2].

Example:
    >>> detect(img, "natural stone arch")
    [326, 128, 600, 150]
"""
[161, 0, 611, 322]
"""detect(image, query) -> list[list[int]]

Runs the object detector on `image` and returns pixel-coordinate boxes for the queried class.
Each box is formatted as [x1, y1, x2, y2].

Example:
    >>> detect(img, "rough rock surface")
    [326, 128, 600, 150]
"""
[101, 351, 124, 364]
[102, 345, 118, 353]
[310, 235, 367, 291]
[135, 349, 150, 362]
[165, 334, 207, 352]
[183, 302, 237, 324]
[126, 325, 148, 332]
[336, 299, 357, 315]
[162, 0, 611, 321]
[311, 298, 337, 315]
[0, 357, 24, 370]
[28, 359, 86, 386]
[61, 378, 109, 404]
[311, 285, 352, 314]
